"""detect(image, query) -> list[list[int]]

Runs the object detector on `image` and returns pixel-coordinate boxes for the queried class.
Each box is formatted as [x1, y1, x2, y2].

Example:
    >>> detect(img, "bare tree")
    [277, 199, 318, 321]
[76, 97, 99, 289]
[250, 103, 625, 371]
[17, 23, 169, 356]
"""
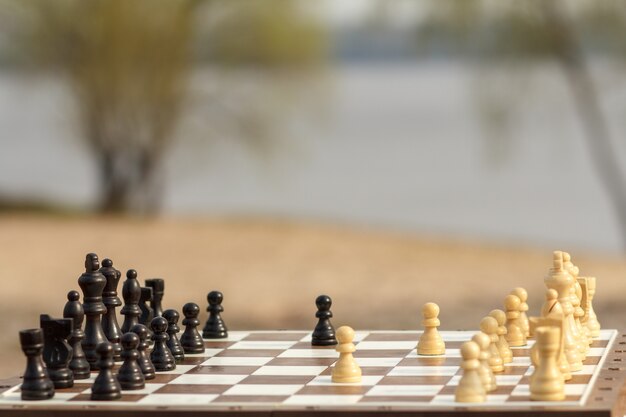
[1, 0, 327, 213]
[416, 0, 626, 245]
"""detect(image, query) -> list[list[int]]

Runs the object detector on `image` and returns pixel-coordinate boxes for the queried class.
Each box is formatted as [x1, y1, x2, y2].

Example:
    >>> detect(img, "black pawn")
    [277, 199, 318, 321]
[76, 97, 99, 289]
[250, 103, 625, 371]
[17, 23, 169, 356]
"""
[120, 269, 141, 333]
[63, 290, 90, 379]
[40, 314, 74, 389]
[117, 333, 145, 390]
[145, 278, 164, 317]
[100, 258, 122, 361]
[91, 342, 121, 401]
[312, 295, 337, 346]
[130, 324, 155, 380]
[180, 303, 204, 354]
[163, 309, 185, 362]
[78, 253, 108, 370]
[139, 287, 154, 326]
[150, 317, 176, 372]
[19, 329, 54, 401]
[202, 291, 228, 339]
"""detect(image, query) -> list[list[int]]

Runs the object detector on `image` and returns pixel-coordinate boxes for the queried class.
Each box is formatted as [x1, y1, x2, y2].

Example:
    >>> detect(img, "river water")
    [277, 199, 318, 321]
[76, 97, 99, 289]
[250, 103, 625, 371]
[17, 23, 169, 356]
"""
[0, 61, 624, 252]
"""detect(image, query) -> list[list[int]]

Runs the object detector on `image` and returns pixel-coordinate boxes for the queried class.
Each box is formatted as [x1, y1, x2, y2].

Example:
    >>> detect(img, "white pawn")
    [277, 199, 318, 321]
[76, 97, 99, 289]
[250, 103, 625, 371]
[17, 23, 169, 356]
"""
[489, 309, 513, 364]
[480, 316, 503, 373]
[331, 326, 361, 383]
[511, 288, 530, 338]
[504, 294, 526, 347]
[417, 302, 445, 355]
[472, 332, 496, 392]
[455, 341, 486, 403]
[530, 326, 565, 401]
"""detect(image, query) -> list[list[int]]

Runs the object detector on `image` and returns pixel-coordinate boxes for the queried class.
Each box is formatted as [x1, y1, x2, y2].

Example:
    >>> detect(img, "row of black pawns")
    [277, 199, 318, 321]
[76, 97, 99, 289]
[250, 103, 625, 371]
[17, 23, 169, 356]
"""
[18, 253, 338, 401]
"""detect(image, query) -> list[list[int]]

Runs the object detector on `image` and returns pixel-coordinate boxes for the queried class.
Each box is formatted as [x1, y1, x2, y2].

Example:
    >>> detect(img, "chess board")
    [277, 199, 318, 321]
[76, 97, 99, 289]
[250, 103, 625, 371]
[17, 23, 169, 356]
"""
[0, 329, 624, 416]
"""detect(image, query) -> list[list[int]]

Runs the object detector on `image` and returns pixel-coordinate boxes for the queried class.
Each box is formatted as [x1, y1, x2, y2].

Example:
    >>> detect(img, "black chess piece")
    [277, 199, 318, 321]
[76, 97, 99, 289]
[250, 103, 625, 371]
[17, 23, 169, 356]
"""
[19, 329, 55, 401]
[78, 253, 108, 370]
[202, 291, 228, 339]
[63, 290, 90, 379]
[180, 303, 204, 354]
[100, 258, 122, 361]
[145, 278, 164, 317]
[120, 269, 141, 333]
[130, 324, 155, 380]
[150, 316, 176, 372]
[91, 342, 121, 401]
[312, 295, 337, 346]
[40, 314, 74, 389]
[116, 333, 145, 390]
[138, 287, 154, 326]
[163, 309, 185, 362]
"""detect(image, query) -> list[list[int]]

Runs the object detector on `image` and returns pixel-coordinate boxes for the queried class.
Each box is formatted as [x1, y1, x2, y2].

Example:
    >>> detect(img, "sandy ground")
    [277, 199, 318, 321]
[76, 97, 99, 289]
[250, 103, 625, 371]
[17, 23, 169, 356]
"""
[0, 214, 625, 378]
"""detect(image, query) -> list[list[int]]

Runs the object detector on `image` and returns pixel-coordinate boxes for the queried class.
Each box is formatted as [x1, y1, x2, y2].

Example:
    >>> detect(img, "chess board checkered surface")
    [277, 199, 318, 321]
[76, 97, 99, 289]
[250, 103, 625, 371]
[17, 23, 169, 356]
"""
[0, 329, 620, 414]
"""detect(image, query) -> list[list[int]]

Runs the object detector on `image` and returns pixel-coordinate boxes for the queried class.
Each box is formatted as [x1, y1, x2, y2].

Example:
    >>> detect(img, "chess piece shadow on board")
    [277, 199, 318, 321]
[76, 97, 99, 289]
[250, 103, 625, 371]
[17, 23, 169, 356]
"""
[40, 314, 74, 389]
[19, 329, 55, 401]
[203, 291, 228, 339]
[312, 295, 337, 346]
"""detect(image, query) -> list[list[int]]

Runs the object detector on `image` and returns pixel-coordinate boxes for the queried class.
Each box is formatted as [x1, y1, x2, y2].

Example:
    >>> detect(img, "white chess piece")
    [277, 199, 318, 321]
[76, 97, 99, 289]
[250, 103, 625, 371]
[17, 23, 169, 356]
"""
[455, 341, 486, 403]
[417, 302, 445, 355]
[489, 309, 513, 364]
[332, 326, 361, 383]
[480, 316, 503, 373]
[530, 326, 565, 401]
[472, 332, 496, 392]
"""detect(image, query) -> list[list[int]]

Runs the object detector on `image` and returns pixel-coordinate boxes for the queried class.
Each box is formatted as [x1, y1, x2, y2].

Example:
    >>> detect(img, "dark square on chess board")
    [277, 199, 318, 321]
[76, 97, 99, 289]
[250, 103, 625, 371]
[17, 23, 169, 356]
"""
[1, 329, 625, 416]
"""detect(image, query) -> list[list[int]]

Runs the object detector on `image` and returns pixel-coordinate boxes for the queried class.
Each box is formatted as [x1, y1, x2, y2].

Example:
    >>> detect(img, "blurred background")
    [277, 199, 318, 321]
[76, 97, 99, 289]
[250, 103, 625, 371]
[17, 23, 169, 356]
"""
[1, 0, 626, 376]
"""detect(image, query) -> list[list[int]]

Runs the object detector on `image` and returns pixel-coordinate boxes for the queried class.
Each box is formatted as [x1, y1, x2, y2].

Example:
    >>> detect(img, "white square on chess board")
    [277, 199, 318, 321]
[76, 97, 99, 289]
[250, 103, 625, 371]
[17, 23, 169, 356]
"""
[366, 385, 444, 396]
[80, 383, 165, 395]
[252, 366, 328, 376]
[283, 395, 363, 405]
[388, 366, 458, 376]
[223, 384, 304, 396]
[431, 394, 509, 404]
[201, 357, 274, 366]
[405, 349, 461, 358]
[229, 341, 296, 350]
[446, 374, 523, 386]
[170, 374, 247, 385]
[299, 332, 369, 342]
[186, 348, 223, 358]
[278, 349, 339, 358]
[138, 394, 219, 405]
[356, 341, 416, 350]
[308, 375, 384, 386]
[214, 331, 249, 342]
[158, 365, 197, 375]
[352, 357, 402, 367]
[512, 384, 587, 396]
